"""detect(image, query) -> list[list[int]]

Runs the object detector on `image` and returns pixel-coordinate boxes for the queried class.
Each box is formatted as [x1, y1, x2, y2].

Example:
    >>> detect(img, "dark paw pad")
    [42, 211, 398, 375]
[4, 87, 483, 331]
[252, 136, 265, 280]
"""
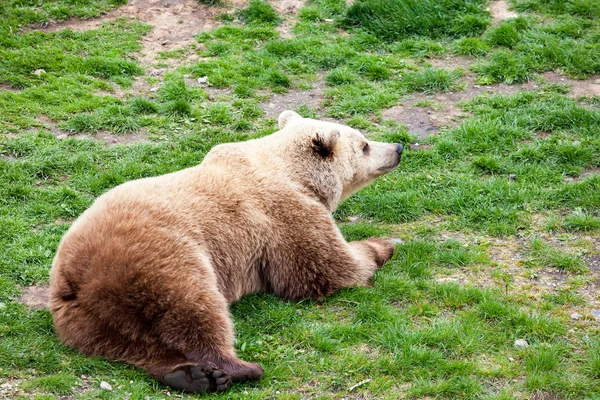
[163, 364, 232, 393]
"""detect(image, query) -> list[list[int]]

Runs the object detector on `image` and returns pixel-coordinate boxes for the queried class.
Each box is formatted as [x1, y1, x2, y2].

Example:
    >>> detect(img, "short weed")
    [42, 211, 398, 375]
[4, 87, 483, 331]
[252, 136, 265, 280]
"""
[452, 37, 490, 56]
[237, 0, 281, 26]
[343, 0, 489, 41]
[565, 212, 600, 232]
[402, 68, 462, 93]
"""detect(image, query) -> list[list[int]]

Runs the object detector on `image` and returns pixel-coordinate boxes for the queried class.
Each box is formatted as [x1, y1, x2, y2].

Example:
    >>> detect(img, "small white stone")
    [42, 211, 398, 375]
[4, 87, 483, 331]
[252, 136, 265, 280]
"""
[56, 134, 68, 140]
[197, 76, 209, 84]
[100, 381, 113, 391]
[149, 87, 159, 92]
[514, 339, 529, 349]
[324, 18, 334, 23]
[348, 216, 359, 222]
[508, 357, 515, 362]
[571, 312, 580, 320]
[32, 69, 46, 76]
[391, 238, 404, 244]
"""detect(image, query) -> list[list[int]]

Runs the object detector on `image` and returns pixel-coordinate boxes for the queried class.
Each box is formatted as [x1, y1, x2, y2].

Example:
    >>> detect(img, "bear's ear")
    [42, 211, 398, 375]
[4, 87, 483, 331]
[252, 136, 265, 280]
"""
[278, 110, 303, 129]
[311, 130, 340, 158]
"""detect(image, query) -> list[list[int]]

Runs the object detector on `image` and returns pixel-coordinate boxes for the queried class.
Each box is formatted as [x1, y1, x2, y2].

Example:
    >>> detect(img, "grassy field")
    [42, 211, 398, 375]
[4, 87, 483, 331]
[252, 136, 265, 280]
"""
[1, 0, 600, 398]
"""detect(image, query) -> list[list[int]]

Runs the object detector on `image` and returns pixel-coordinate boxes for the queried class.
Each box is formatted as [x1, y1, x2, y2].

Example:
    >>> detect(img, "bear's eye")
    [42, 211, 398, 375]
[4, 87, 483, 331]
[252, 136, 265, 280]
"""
[362, 143, 370, 155]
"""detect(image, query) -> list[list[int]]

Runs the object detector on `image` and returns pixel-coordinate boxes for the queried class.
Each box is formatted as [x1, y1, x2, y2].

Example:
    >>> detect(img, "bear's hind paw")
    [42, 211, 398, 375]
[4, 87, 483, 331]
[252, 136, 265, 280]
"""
[163, 364, 231, 393]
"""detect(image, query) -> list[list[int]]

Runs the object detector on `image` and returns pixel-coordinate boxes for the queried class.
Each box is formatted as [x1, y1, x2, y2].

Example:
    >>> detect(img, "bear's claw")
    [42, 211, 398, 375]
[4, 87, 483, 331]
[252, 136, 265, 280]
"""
[163, 364, 232, 393]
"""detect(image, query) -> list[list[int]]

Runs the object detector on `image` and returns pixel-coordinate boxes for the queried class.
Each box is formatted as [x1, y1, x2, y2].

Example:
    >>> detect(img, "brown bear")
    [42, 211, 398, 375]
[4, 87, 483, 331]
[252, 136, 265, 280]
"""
[49, 110, 403, 393]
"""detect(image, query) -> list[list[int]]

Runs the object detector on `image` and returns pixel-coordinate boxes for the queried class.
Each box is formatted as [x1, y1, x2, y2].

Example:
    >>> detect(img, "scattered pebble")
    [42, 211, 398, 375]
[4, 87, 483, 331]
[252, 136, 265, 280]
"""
[149, 87, 159, 92]
[296, 309, 303, 315]
[509, 174, 517, 181]
[508, 357, 515, 362]
[161, 40, 170, 46]
[100, 381, 113, 391]
[571, 312, 580, 320]
[324, 18, 334, 23]
[592, 310, 600, 321]
[391, 238, 404, 245]
[56, 134, 68, 140]
[197, 76, 209, 84]
[514, 339, 529, 349]
[347, 216, 359, 222]
[32, 69, 46, 76]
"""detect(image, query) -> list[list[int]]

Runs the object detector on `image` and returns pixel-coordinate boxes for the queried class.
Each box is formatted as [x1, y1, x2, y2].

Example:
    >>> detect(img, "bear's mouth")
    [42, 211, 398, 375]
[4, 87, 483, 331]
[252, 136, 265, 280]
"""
[377, 158, 401, 173]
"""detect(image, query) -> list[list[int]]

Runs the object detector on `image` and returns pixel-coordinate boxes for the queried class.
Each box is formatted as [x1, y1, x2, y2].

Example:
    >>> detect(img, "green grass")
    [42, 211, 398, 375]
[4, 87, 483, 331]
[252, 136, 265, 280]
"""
[1, 0, 600, 398]
[344, 0, 490, 41]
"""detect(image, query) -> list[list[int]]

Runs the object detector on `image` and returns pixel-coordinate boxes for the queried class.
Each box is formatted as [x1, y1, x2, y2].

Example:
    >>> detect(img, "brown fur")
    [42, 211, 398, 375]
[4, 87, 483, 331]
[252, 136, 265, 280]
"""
[49, 111, 402, 393]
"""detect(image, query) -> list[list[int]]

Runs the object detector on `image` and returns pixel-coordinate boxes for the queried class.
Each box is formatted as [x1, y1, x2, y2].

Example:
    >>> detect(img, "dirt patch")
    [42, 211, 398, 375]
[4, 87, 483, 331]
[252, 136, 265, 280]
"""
[30, 0, 223, 65]
[273, 0, 306, 39]
[18, 285, 50, 309]
[74, 129, 150, 146]
[383, 64, 600, 139]
[0, 82, 19, 93]
[261, 79, 328, 119]
[529, 393, 561, 400]
[542, 72, 600, 97]
[565, 167, 600, 182]
[382, 100, 463, 140]
[488, 0, 518, 22]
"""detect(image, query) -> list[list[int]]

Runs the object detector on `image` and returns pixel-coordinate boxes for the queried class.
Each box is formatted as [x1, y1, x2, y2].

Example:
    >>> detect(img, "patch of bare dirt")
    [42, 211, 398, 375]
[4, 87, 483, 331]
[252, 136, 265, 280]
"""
[0, 83, 19, 93]
[381, 77, 538, 140]
[434, 226, 600, 323]
[273, 0, 306, 39]
[488, 0, 518, 23]
[564, 167, 600, 182]
[261, 79, 330, 119]
[530, 393, 561, 400]
[74, 129, 150, 146]
[542, 72, 600, 97]
[383, 62, 600, 139]
[30, 0, 223, 65]
[18, 285, 50, 309]
[0, 378, 25, 399]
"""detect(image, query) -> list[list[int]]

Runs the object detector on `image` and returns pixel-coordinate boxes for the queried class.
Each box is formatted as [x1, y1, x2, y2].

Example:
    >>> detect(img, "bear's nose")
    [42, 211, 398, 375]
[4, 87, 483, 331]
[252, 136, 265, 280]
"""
[396, 143, 403, 155]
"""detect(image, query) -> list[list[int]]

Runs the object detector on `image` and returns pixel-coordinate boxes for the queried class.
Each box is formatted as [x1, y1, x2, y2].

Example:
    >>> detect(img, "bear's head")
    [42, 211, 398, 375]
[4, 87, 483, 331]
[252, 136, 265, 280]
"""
[275, 110, 403, 211]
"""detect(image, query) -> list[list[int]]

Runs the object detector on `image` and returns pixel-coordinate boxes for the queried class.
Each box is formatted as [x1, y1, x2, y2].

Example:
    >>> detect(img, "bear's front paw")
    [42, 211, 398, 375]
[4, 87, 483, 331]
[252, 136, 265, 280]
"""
[365, 237, 395, 267]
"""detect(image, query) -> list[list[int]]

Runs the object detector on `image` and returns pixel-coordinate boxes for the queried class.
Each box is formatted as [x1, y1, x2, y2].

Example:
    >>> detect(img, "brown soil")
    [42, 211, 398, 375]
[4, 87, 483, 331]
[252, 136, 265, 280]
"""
[74, 129, 150, 146]
[274, 0, 307, 39]
[384, 61, 600, 140]
[564, 167, 600, 182]
[29, 0, 225, 65]
[542, 72, 600, 97]
[381, 78, 538, 140]
[261, 78, 330, 119]
[488, 0, 518, 22]
[18, 285, 50, 309]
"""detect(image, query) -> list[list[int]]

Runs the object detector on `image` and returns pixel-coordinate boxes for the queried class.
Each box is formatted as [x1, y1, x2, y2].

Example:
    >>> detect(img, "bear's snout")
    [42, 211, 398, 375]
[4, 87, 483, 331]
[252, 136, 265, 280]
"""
[396, 144, 403, 156]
